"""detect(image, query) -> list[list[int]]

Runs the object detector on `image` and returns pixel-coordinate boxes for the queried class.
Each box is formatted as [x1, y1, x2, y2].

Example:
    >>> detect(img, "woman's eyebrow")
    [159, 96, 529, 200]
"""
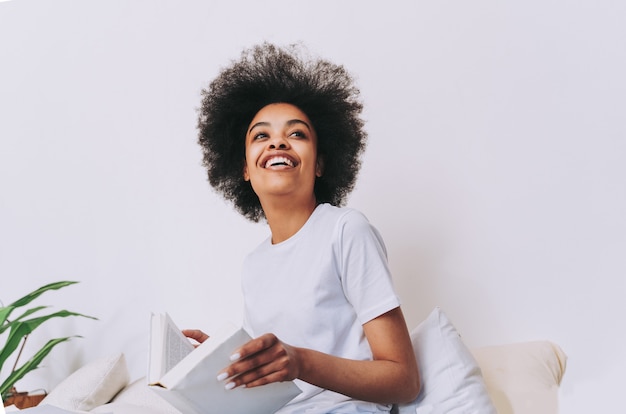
[248, 119, 312, 134]
[286, 119, 312, 131]
[248, 121, 270, 134]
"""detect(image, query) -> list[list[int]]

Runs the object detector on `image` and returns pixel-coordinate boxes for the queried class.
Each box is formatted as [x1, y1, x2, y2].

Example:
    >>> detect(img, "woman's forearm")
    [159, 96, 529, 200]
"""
[295, 346, 420, 404]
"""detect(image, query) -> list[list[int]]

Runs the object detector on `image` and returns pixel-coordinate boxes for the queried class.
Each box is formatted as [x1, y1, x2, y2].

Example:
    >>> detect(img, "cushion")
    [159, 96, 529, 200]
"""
[472, 341, 567, 414]
[397, 307, 496, 414]
[40, 353, 129, 412]
[90, 402, 163, 414]
[91, 377, 181, 414]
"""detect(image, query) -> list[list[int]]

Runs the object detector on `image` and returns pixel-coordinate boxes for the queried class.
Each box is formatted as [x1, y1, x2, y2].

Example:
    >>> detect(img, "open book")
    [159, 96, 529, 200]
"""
[148, 313, 301, 414]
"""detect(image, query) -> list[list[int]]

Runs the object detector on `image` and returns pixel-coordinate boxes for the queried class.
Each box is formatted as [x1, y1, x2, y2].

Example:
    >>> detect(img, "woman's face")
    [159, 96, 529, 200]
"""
[243, 103, 322, 203]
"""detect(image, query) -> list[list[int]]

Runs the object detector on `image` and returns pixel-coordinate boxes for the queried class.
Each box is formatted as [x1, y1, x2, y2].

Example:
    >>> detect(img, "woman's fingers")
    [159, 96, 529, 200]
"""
[237, 364, 293, 388]
[233, 333, 279, 360]
[218, 334, 300, 389]
[182, 329, 209, 346]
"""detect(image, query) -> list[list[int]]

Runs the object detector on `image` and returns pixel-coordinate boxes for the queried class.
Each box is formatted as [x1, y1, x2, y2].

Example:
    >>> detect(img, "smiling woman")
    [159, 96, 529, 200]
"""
[197, 42, 367, 223]
[190, 42, 421, 413]
[243, 103, 323, 239]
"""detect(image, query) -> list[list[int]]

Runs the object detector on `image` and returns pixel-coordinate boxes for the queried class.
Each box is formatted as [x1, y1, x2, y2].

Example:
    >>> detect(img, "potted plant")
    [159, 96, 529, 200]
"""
[1, 281, 96, 408]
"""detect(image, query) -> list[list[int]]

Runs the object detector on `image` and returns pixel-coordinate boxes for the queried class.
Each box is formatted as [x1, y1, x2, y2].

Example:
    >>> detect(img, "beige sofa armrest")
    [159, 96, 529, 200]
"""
[472, 341, 567, 414]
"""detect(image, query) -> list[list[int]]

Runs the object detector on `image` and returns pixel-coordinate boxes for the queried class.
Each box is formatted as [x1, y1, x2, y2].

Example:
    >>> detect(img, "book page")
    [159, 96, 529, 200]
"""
[158, 322, 241, 387]
[149, 312, 195, 384]
[164, 315, 194, 372]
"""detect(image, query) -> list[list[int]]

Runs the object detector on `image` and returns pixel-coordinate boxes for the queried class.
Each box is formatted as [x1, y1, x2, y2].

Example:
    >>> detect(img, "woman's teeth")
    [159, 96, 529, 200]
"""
[265, 156, 294, 168]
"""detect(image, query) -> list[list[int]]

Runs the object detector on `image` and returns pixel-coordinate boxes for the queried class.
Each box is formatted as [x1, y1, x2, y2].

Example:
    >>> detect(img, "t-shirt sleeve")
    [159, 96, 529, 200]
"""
[335, 209, 401, 325]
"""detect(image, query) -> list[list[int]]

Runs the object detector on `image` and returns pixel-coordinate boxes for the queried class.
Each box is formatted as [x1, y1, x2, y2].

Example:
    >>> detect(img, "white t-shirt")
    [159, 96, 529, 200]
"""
[242, 204, 401, 414]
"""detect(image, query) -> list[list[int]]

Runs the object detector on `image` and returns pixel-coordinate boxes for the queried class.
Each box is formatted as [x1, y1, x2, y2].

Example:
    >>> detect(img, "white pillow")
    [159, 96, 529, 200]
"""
[41, 353, 130, 412]
[397, 307, 496, 414]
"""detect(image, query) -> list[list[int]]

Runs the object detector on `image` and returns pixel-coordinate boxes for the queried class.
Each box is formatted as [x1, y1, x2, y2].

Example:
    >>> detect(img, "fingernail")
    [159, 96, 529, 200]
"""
[216, 372, 228, 381]
[225, 382, 236, 390]
[229, 352, 241, 361]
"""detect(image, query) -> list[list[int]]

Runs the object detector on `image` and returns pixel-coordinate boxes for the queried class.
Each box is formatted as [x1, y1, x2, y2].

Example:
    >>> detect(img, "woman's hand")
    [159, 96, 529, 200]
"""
[182, 329, 210, 347]
[217, 333, 301, 390]
[202, 307, 420, 404]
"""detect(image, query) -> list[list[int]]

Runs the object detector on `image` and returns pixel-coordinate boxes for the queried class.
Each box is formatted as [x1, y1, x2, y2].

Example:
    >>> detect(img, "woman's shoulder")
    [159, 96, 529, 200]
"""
[317, 203, 368, 222]
[316, 204, 374, 237]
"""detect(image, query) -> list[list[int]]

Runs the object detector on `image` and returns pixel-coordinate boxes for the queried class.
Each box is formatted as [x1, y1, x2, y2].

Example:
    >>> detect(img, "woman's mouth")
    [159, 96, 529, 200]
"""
[264, 156, 296, 168]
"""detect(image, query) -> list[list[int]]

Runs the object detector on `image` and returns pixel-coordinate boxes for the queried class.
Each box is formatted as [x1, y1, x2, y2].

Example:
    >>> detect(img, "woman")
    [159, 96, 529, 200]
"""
[184, 43, 419, 413]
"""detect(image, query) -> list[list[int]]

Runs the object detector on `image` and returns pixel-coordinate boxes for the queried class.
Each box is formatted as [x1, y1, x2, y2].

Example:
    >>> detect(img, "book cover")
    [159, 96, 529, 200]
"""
[148, 313, 301, 414]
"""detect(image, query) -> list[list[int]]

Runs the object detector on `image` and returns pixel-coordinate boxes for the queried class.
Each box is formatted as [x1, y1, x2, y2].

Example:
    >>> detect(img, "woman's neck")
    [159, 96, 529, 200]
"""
[262, 195, 319, 244]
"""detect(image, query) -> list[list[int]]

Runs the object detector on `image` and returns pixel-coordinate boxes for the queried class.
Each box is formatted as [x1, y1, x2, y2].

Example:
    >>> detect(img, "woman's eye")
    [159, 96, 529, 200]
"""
[253, 132, 268, 140]
[290, 130, 305, 138]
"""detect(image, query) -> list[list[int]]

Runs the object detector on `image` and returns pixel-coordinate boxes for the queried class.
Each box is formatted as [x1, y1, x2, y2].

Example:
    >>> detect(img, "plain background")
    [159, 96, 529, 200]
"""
[1, 0, 624, 412]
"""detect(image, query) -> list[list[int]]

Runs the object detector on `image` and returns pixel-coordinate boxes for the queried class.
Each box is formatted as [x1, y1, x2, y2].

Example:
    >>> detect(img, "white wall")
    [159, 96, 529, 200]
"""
[1, 1, 624, 412]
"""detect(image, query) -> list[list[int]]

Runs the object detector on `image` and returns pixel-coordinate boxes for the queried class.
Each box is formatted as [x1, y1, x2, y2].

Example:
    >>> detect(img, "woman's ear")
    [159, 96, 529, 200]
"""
[316, 156, 324, 178]
[243, 162, 250, 181]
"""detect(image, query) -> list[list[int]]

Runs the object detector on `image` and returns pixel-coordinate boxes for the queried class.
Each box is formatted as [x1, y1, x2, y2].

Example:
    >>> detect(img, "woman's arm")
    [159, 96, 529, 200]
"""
[216, 306, 420, 404]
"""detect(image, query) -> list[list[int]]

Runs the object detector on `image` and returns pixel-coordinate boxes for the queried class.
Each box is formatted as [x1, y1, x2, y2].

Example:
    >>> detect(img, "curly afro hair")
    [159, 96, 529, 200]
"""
[197, 42, 367, 222]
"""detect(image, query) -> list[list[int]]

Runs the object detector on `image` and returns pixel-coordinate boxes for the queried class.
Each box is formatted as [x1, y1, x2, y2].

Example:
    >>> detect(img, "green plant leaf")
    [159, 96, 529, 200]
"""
[1, 281, 77, 334]
[8, 281, 78, 308]
[0, 336, 75, 400]
[1, 281, 97, 399]
[0, 306, 15, 328]
[0, 322, 29, 375]
[0, 310, 96, 373]
[0, 306, 49, 335]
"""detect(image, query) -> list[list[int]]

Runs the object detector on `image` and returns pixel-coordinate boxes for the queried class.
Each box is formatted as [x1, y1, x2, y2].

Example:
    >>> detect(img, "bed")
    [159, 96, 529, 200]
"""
[9, 308, 567, 414]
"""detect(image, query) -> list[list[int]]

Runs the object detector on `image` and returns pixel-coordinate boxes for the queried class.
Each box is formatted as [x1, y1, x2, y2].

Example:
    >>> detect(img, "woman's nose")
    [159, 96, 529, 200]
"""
[268, 135, 289, 149]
